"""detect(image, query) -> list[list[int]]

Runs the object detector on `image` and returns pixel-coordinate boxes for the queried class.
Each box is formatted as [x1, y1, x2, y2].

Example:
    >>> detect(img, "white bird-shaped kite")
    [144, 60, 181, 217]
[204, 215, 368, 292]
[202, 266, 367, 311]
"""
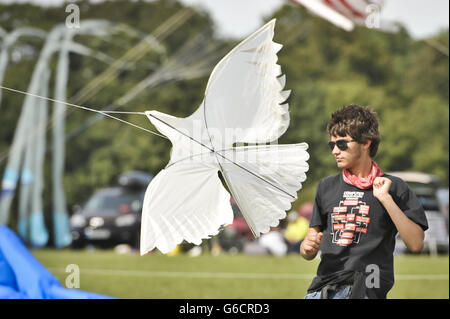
[140, 19, 310, 255]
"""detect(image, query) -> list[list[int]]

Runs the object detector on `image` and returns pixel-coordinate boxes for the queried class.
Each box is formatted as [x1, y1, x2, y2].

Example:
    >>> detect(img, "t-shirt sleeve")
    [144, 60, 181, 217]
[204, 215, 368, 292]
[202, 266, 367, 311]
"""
[309, 179, 326, 230]
[397, 186, 429, 231]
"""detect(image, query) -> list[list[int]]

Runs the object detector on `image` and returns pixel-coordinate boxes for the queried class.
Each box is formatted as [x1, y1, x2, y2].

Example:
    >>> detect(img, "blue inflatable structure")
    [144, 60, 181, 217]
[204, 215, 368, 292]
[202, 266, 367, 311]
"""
[0, 225, 112, 299]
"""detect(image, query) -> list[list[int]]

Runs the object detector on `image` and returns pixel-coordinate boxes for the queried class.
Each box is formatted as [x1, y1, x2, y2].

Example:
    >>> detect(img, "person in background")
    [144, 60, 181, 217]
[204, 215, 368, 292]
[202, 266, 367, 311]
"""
[284, 203, 313, 253]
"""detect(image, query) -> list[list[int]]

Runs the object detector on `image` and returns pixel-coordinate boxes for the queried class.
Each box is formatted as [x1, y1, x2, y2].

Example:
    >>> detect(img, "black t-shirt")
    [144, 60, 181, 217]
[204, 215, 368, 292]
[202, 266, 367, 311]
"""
[307, 172, 428, 298]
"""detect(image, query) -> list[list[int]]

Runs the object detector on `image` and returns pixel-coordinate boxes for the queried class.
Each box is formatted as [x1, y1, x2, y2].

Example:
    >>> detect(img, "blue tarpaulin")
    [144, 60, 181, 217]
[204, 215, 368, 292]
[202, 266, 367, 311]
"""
[0, 225, 113, 299]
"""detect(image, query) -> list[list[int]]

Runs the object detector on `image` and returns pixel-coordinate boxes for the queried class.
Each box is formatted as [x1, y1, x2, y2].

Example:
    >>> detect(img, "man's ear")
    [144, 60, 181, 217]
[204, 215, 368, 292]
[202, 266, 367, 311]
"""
[363, 139, 372, 151]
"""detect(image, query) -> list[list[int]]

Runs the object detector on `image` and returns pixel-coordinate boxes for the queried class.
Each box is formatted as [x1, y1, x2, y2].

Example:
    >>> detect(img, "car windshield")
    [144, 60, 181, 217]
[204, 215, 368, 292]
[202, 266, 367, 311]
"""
[405, 182, 440, 211]
[416, 194, 440, 211]
[84, 191, 142, 215]
[406, 182, 437, 196]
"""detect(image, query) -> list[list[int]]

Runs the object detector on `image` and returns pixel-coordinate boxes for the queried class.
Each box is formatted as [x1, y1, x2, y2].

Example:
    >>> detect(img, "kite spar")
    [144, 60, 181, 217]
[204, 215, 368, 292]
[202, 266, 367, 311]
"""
[51, 20, 111, 248]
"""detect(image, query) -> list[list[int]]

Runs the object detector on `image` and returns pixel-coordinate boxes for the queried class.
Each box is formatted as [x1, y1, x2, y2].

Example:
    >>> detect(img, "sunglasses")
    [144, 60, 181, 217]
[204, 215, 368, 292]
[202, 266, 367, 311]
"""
[328, 139, 356, 151]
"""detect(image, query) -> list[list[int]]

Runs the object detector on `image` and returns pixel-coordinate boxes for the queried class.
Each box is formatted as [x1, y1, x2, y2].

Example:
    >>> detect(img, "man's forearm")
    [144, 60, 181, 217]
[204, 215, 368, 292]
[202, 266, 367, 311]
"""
[378, 194, 424, 252]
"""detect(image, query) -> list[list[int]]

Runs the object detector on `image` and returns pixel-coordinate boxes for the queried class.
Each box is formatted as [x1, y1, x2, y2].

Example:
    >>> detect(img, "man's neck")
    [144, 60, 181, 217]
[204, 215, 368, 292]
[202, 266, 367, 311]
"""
[348, 157, 373, 178]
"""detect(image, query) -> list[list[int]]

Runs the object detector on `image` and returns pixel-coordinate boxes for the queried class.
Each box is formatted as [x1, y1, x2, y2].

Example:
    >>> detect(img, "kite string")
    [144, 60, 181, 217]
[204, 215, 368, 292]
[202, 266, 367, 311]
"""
[0, 85, 169, 140]
[1, 85, 295, 200]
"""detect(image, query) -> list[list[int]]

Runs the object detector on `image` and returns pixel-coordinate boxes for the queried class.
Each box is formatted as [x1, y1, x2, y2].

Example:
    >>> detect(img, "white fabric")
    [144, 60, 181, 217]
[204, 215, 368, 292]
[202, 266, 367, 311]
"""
[140, 19, 309, 255]
[217, 144, 309, 236]
[259, 231, 288, 257]
[291, 0, 355, 31]
[140, 161, 233, 254]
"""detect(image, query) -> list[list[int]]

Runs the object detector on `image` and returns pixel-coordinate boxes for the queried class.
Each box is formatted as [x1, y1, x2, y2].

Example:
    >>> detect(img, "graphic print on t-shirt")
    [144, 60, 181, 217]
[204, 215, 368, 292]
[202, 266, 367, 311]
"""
[331, 191, 371, 246]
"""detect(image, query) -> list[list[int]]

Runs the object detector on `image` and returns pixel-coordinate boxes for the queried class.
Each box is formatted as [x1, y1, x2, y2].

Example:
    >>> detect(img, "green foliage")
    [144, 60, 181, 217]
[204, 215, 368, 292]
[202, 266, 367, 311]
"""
[0, 0, 448, 218]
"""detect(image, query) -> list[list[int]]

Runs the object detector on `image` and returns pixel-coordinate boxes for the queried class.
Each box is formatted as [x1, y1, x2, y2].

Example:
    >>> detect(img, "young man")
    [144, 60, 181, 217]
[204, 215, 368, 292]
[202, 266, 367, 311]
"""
[301, 104, 428, 299]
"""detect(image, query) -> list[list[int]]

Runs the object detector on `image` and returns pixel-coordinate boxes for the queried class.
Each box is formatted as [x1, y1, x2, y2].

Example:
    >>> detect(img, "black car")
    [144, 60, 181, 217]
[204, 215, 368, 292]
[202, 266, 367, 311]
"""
[70, 171, 152, 249]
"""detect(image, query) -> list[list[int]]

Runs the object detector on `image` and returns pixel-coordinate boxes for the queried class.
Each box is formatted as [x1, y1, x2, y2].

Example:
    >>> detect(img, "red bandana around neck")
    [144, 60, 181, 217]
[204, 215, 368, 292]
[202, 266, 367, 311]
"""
[342, 161, 384, 190]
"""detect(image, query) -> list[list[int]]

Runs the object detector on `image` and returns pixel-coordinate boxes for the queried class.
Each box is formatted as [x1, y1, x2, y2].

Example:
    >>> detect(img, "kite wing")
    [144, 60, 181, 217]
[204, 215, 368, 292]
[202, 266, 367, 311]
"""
[291, 0, 355, 31]
[187, 19, 291, 150]
[140, 161, 233, 255]
[291, 0, 389, 32]
[141, 110, 233, 255]
[217, 143, 309, 236]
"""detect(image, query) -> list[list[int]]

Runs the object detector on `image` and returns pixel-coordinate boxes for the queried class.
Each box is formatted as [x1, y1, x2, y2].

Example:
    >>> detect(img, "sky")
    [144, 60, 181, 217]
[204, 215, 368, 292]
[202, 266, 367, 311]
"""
[0, 0, 448, 39]
[179, 0, 449, 39]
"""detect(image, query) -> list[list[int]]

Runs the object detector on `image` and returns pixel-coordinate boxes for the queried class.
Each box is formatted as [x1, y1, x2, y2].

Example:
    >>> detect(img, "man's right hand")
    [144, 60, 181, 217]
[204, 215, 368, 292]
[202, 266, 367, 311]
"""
[300, 226, 323, 260]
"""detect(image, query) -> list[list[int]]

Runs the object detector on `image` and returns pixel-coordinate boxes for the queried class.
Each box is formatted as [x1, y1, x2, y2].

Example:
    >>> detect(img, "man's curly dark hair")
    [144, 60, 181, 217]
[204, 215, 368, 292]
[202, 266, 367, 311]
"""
[327, 104, 381, 158]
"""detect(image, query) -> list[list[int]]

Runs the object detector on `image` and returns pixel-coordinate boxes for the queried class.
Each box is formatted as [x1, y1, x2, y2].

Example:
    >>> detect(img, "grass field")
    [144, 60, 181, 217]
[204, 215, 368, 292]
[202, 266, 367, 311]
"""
[33, 249, 449, 299]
